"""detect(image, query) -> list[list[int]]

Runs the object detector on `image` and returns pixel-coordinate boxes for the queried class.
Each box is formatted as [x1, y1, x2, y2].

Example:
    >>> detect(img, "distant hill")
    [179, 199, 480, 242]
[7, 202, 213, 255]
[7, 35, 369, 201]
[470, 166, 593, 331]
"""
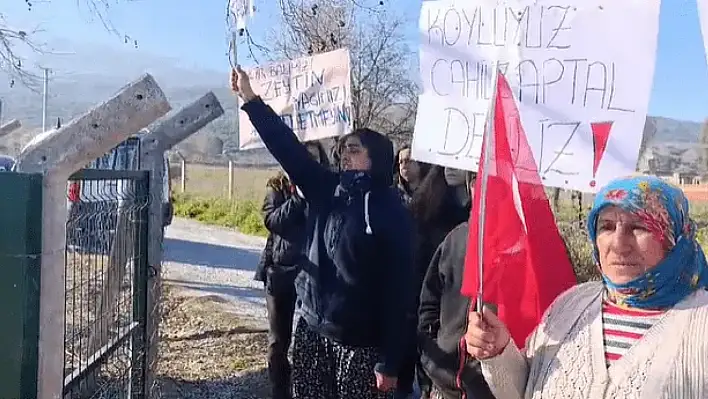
[0, 41, 703, 170]
[651, 116, 703, 144]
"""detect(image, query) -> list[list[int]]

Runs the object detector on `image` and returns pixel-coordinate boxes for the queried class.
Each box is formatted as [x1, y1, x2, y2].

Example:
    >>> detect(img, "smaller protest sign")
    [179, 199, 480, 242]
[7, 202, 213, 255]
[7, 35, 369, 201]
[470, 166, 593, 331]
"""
[239, 48, 352, 150]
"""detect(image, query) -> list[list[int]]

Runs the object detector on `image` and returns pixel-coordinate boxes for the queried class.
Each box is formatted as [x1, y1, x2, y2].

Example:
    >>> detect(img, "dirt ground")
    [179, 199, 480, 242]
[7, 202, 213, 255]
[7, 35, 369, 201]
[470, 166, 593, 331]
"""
[155, 285, 272, 399]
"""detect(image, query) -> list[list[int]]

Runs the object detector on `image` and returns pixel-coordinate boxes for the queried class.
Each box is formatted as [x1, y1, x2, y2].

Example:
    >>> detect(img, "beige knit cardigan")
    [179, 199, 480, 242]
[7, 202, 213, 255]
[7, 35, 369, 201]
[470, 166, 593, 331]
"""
[480, 281, 708, 399]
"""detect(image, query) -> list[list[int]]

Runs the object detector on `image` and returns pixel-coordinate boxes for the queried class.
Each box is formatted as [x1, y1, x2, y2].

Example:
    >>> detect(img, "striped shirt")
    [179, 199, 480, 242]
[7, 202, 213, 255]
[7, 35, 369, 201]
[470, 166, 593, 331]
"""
[601, 299, 665, 366]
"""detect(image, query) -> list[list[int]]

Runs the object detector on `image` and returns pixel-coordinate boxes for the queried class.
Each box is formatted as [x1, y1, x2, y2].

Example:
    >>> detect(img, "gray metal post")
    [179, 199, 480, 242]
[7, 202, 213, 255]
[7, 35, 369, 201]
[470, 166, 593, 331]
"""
[0, 119, 21, 138]
[139, 91, 224, 396]
[15, 73, 171, 399]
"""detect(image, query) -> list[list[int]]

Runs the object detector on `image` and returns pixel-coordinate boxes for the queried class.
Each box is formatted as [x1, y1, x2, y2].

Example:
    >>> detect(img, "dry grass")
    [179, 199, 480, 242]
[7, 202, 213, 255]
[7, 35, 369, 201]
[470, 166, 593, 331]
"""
[171, 164, 276, 201]
[155, 285, 271, 399]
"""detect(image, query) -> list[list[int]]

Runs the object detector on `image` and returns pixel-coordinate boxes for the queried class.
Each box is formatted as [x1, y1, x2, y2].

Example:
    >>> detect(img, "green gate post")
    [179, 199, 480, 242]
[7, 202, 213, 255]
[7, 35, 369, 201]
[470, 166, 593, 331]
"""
[0, 172, 43, 399]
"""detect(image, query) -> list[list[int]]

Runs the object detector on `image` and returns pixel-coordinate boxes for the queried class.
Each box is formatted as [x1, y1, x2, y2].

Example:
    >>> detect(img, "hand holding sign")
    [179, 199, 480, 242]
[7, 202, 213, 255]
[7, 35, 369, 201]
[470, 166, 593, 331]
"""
[230, 66, 257, 103]
[236, 49, 353, 150]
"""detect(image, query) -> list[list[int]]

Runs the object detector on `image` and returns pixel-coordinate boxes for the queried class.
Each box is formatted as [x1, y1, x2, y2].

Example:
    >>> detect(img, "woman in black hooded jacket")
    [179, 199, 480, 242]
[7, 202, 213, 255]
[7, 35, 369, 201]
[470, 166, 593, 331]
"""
[254, 141, 329, 399]
[231, 67, 414, 399]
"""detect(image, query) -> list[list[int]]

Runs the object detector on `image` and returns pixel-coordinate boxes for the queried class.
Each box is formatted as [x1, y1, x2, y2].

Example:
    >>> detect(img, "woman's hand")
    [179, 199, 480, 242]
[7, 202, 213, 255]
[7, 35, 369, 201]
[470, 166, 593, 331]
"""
[230, 66, 257, 103]
[465, 306, 511, 360]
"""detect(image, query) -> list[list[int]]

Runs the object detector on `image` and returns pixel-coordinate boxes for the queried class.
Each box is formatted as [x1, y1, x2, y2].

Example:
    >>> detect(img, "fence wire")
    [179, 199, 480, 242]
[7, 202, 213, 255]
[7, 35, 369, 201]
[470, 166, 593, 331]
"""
[64, 170, 149, 399]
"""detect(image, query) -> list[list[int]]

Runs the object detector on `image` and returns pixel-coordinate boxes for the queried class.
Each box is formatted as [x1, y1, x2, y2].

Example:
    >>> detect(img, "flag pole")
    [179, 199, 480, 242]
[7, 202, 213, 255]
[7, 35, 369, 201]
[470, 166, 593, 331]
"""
[475, 68, 500, 315]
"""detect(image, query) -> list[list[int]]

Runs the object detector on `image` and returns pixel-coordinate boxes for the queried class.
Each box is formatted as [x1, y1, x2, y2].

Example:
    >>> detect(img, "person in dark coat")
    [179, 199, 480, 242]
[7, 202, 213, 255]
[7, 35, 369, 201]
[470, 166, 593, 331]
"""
[231, 67, 415, 399]
[418, 170, 496, 399]
[393, 146, 429, 206]
[254, 141, 329, 399]
[395, 166, 470, 399]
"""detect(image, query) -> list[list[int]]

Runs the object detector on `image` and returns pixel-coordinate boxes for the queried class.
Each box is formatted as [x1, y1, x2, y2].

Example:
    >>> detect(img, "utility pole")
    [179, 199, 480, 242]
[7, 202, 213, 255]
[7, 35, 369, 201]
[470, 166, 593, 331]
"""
[42, 67, 50, 132]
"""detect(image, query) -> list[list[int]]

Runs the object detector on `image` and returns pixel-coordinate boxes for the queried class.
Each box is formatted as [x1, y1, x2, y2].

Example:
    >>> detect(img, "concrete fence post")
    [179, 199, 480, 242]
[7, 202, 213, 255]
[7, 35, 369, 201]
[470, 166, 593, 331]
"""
[15, 74, 171, 399]
[0, 119, 22, 138]
[139, 91, 224, 396]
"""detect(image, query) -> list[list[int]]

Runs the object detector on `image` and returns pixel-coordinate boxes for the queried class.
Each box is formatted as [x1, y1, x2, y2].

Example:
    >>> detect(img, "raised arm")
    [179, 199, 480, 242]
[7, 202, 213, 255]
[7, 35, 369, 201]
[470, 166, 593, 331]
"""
[232, 68, 337, 202]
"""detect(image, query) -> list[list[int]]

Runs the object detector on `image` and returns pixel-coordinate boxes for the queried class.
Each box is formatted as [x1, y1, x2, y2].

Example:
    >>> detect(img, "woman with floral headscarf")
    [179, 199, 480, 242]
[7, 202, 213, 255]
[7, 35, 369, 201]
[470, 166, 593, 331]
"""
[465, 175, 708, 399]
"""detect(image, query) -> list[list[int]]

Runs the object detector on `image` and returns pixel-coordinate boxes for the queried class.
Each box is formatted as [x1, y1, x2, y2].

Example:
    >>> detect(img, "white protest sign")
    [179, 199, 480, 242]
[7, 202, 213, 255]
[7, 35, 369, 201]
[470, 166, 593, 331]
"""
[700, 0, 708, 68]
[239, 48, 352, 150]
[412, 0, 660, 192]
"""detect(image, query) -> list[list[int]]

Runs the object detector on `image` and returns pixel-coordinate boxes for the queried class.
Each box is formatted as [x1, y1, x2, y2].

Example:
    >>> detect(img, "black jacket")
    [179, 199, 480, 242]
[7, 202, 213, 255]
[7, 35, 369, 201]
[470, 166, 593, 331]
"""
[418, 222, 495, 399]
[242, 97, 415, 376]
[254, 175, 307, 283]
[413, 189, 469, 303]
[396, 181, 414, 206]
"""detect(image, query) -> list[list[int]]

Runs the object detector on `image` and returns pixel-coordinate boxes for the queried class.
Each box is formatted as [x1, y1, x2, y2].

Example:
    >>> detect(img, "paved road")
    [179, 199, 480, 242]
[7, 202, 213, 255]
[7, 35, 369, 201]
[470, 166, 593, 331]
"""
[162, 218, 268, 327]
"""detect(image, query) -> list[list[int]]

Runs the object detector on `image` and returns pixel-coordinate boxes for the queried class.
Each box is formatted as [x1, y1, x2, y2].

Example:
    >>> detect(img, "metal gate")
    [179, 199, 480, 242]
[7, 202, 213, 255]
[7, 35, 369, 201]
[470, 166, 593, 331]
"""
[64, 169, 150, 399]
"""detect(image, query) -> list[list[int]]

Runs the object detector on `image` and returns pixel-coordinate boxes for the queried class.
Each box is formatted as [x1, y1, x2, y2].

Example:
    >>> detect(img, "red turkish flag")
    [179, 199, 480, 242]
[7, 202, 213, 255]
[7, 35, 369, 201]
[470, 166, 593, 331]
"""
[462, 72, 577, 348]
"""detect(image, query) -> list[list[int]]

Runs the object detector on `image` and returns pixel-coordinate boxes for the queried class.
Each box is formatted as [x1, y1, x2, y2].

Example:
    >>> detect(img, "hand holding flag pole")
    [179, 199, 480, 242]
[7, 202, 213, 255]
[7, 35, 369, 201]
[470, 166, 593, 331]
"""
[474, 69, 500, 315]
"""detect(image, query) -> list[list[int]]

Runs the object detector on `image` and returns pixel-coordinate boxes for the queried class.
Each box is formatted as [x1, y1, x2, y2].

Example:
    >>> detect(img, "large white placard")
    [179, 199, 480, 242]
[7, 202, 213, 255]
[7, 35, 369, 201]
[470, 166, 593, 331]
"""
[700, 0, 708, 69]
[239, 48, 352, 150]
[412, 0, 661, 192]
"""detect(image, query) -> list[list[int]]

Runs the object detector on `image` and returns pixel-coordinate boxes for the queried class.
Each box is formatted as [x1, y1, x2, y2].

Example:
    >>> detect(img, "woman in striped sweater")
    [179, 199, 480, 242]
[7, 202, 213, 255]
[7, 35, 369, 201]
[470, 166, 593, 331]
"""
[465, 175, 708, 399]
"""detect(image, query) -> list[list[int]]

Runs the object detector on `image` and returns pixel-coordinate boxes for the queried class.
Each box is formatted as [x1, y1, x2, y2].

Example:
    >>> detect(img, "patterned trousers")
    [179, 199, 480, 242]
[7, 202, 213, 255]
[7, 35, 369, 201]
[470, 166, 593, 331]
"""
[291, 317, 393, 399]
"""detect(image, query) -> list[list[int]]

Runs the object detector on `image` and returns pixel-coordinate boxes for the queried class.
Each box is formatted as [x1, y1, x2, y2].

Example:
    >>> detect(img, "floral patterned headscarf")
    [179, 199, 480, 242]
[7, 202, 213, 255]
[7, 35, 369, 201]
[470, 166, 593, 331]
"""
[587, 175, 708, 309]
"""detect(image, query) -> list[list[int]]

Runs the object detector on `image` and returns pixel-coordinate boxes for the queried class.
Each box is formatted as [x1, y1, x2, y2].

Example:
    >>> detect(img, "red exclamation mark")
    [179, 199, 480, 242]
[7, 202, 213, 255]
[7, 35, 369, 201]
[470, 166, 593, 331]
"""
[589, 121, 614, 188]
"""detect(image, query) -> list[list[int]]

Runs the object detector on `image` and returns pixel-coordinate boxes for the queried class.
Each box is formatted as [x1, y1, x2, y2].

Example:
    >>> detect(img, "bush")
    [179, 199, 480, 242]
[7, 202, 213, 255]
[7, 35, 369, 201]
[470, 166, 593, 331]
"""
[172, 193, 268, 237]
[557, 222, 599, 283]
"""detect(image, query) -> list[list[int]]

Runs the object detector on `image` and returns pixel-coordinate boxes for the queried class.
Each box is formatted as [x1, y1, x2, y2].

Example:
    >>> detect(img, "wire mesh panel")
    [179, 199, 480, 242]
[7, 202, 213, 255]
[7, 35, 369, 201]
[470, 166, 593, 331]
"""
[64, 169, 150, 399]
